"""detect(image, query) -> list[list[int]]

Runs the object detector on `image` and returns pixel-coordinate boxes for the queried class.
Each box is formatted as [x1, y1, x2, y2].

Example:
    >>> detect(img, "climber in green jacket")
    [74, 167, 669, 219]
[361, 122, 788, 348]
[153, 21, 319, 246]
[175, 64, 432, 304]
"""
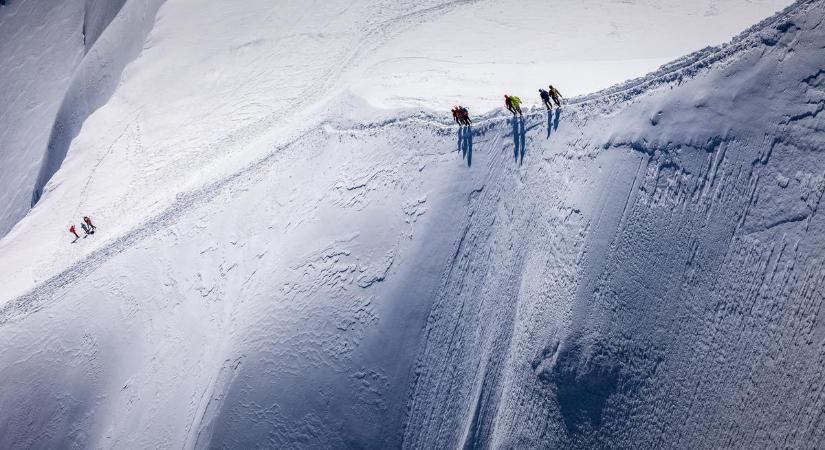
[548, 85, 563, 107]
[504, 94, 523, 116]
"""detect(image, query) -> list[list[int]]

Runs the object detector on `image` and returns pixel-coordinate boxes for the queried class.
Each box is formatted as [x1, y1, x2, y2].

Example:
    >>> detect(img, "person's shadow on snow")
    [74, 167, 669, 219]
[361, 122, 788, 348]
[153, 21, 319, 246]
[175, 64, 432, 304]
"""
[458, 126, 473, 167]
[513, 116, 526, 164]
[546, 108, 561, 138]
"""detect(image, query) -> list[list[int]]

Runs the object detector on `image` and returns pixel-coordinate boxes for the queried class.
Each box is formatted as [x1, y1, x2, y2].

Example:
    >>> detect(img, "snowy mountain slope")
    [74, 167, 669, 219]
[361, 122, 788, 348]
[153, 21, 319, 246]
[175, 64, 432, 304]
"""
[0, 103, 477, 448]
[403, 0, 825, 447]
[0, 0, 160, 237]
[30, 0, 165, 207]
[0, 0, 821, 449]
[0, 0, 486, 302]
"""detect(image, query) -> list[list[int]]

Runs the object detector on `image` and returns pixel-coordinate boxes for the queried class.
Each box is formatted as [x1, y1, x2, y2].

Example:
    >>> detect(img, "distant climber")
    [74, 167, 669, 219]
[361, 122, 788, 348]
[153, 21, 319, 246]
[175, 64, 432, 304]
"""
[548, 84, 563, 107]
[504, 95, 522, 116]
[452, 106, 472, 126]
[452, 106, 462, 125]
[69, 225, 79, 241]
[83, 216, 96, 231]
[81, 223, 92, 236]
[459, 106, 471, 126]
[539, 88, 553, 110]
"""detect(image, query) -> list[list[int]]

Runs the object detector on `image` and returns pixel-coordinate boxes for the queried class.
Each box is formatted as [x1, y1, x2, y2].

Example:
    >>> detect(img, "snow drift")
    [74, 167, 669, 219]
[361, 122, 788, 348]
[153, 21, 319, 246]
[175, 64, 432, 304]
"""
[0, 0, 823, 448]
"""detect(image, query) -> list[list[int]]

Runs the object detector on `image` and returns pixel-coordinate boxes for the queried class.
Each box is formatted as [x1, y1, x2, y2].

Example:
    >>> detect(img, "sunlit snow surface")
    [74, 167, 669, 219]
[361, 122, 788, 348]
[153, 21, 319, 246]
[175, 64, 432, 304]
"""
[349, 0, 795, 110]
[2, 0, 823, 448]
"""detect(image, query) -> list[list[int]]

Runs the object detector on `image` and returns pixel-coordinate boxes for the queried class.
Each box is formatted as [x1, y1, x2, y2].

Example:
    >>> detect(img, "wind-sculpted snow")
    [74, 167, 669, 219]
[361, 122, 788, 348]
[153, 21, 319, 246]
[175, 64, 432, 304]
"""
[0, 0, 823, 448]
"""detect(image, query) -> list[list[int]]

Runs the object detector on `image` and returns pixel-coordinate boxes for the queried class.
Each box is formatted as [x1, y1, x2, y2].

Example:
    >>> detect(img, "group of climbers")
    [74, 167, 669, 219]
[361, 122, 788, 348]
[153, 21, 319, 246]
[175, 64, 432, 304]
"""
[68, 216, 97, 242]
[539, 85, 563, 110]
[452, 106, 472, 126]
[62, 89, 563, 244]
[452, 84, 564, 124]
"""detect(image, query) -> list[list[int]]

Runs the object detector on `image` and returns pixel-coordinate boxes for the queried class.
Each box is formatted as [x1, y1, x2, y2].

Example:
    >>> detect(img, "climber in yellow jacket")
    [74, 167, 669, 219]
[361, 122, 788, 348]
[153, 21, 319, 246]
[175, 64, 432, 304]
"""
[504, 94, 523, 116]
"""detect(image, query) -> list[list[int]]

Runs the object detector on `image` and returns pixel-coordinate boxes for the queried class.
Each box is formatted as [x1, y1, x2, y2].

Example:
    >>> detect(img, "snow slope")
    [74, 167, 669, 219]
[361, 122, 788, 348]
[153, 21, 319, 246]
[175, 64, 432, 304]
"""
[0, 0, 161, 237]
[404, 1, 825, 447]
[0, 0, 822, 448]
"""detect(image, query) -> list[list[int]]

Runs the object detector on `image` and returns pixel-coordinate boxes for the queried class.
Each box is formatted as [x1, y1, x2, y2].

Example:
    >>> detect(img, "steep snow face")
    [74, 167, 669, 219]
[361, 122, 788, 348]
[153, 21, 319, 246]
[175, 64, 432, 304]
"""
[30, 0, 165, 208]
[0, 0, 87, 237]
[0, 0, 158, 237]
[404, 1, 825, 447]
[0, 0, 821, 448]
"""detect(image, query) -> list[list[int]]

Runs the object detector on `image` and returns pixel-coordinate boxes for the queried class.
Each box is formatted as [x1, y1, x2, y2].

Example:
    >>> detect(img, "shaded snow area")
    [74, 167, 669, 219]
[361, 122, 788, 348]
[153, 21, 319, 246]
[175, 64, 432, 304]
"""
[0, 0, 823, 448]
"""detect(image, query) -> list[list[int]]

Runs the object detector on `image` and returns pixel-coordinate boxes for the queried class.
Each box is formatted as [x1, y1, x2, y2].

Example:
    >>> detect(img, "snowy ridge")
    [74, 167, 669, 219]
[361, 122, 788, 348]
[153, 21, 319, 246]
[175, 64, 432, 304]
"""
[403, 0, 825, 446]
[0, 0, 823, 447]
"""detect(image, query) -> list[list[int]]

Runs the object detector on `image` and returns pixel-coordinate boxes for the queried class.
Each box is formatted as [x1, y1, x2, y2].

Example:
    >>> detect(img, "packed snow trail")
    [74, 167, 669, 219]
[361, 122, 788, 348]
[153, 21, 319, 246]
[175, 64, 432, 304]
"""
[0, 111, 457, 325]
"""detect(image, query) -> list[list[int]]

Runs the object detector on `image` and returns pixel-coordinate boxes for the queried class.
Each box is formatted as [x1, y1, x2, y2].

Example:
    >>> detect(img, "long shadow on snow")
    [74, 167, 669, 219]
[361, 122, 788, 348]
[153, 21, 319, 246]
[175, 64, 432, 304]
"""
[533, 335, 662, 434]
[546, 109, 561, 138]
[512, 116, 526, 164]
[458, 126, 473, 166]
